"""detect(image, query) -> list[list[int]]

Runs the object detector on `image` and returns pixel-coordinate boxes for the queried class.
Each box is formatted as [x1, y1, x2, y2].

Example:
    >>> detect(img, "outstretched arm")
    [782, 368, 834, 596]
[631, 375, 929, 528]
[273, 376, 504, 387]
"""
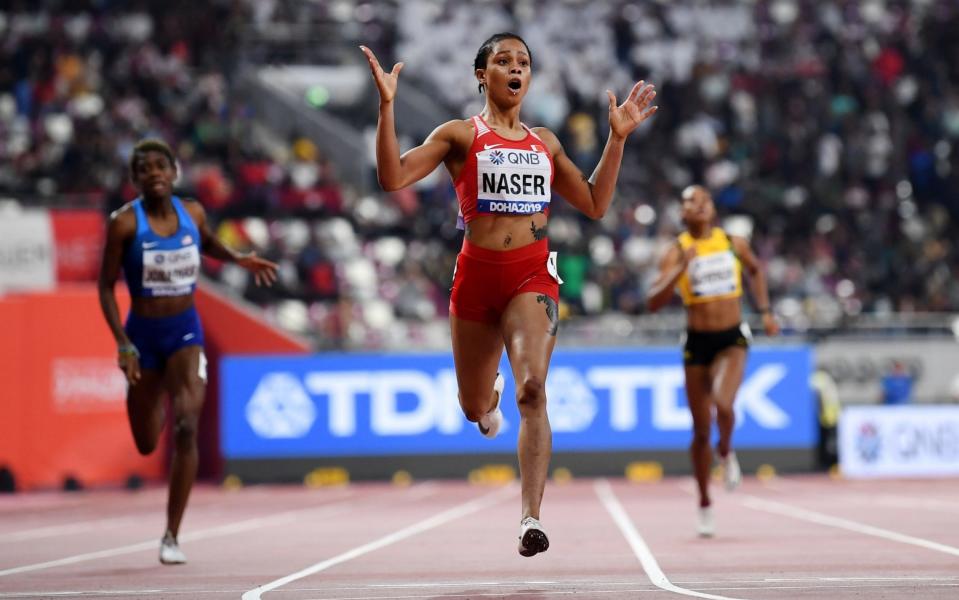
[732, 236, 779, 335]
[646, 243, 694, 313]
[188, 202, 278, 287]
[360, 46, 457, 191]
[546, 81, 657, 219]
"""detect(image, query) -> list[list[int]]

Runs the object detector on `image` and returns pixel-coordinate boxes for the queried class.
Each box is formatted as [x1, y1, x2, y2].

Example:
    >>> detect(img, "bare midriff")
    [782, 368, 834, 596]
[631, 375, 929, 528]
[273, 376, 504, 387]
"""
[131, 295, 195, 318]
[686, 296, 742, 332]
[464, 212, 548, 251]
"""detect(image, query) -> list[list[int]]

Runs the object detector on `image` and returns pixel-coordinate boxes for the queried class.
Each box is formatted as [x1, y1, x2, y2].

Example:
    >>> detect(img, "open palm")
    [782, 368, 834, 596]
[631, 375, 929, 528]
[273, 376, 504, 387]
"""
[607, 80, 658, 139]
[360, 45, 404, 103]
[237, 252, 279, 287]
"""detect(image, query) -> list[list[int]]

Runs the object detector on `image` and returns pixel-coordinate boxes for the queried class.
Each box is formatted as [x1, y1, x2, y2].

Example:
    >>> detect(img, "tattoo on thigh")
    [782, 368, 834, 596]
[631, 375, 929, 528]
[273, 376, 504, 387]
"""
[537, 294, 559, 336]
[530, 221, 548, 241]
[504, 233, 512, 247]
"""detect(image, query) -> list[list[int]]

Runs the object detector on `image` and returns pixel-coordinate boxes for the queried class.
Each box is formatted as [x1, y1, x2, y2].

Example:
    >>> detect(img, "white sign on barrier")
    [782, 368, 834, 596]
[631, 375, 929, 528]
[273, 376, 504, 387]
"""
[817, 339, 959, 404]
[838, 405, 959, 478]
[0, 209, 55, 292]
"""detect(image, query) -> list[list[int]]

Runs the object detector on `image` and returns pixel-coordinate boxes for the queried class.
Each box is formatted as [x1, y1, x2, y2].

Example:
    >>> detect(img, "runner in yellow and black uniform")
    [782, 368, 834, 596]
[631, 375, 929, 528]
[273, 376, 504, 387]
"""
[646, 185, 779, 538]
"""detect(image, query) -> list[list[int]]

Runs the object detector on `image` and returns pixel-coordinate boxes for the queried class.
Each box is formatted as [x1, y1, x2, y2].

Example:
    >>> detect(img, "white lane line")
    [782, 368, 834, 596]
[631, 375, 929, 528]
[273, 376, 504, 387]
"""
[675, 480, 697, 496]
[594, 479, 745, 600]
[863, 494, 959, 514]
[694, 583, 959, 593]
[0, 591, 165, 598]
[0, 493, 358, 577]
[0, 517, 143, 543]
[242, 485, 516, 600]
[6, 578, 959, 598]
[741, 495, 959, 557]
[256, 591, 663, 600]
[764, 576, 959, 582]
[766, 489, 959, 515]
[0, 488, 357, 543]
[300, 583, 959, 599]
[399, 482, 439, 502]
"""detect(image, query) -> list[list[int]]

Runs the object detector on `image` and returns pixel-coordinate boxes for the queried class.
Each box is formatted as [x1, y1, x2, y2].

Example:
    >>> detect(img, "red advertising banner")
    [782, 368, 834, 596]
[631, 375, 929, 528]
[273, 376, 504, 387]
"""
[0, 275, 313, 489]
[0, 286, 166, 490]
[50, 209, 105, 283]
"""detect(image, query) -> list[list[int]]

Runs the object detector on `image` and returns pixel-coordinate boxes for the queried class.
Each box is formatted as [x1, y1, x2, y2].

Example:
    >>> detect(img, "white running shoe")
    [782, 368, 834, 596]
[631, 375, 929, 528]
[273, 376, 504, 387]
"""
[478, 373, 505, 439]
[723, 451, 742, 491]
[518, 516, 550, 557]
[159, 531, 187, 565]
[697, 506, 715, 538]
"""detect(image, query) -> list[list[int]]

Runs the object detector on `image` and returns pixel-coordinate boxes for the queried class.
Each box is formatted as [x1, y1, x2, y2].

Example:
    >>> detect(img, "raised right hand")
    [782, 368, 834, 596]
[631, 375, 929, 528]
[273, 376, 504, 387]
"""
[360, 45, 404, 103]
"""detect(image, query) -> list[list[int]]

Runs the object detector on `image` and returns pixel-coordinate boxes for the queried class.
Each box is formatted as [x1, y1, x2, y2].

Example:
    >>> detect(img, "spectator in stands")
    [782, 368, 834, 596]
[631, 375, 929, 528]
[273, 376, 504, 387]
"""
[881, 360, 914, 405]
[7, 1, 959, 348]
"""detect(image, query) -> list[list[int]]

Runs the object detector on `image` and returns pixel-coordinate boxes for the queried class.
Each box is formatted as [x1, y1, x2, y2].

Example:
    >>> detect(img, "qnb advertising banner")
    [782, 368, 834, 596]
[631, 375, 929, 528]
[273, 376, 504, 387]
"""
[221, 347, 814, 459]
[839, 405, 959, 478]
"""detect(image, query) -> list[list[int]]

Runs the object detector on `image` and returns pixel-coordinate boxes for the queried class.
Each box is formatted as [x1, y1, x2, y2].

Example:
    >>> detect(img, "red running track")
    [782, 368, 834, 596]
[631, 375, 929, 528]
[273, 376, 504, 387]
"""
[1, 474, 957, 599]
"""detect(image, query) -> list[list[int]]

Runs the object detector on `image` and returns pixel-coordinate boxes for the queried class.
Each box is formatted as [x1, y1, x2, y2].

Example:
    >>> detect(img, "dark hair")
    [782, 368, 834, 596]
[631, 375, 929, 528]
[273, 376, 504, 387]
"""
[473, 32, 533, 94]
[129, 138, 176, 177]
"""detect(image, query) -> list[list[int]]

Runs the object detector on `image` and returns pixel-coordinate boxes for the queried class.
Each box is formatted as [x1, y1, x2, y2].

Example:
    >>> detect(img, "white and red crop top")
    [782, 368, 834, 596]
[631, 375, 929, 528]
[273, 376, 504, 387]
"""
[453, 115, 554, 228]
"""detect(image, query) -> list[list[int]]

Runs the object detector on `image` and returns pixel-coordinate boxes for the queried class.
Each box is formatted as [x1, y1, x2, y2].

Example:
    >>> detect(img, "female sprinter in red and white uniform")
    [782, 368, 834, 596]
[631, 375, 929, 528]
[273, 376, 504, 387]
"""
[361, 33, 656, 557]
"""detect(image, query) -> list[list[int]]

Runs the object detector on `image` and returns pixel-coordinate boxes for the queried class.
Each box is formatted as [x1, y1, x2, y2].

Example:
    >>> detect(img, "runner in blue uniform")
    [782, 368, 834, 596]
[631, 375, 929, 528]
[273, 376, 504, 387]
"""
[98, 139, 277, 564]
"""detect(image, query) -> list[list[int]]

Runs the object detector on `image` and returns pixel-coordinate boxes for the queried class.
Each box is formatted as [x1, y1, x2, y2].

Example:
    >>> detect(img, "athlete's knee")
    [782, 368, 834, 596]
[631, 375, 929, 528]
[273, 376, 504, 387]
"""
[691, 424, 711, 446]
[462, 404, 486, 423]
[173, 414, 199, 447]
[715, 403, 734, 421]
[516, 376, 546, 414]
[458, 391, 487, 422]
[133, 434, 158, 456]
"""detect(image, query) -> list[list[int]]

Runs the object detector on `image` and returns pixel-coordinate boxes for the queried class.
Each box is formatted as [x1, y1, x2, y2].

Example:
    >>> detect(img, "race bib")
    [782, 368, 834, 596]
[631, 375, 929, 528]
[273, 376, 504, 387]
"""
[476, 147, 551, 215]
[546, 251, 564, 284]
[688, 251, 737, 298]
[142, 246, 200, 296]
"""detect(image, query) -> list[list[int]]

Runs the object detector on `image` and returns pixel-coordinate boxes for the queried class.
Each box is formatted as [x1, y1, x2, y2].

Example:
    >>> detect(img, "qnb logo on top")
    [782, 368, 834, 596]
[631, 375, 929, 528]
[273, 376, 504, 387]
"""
[489, 150, 506, 165]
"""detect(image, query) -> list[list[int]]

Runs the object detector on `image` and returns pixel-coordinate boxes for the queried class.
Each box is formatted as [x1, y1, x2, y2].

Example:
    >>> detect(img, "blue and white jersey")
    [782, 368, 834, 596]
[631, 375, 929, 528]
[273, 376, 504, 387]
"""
[122, 196, 201, 298]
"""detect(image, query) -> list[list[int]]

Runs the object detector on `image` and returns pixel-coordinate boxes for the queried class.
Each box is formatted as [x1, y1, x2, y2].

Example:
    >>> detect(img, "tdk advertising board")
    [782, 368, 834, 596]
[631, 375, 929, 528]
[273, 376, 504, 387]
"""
[221, 348, 814, 459]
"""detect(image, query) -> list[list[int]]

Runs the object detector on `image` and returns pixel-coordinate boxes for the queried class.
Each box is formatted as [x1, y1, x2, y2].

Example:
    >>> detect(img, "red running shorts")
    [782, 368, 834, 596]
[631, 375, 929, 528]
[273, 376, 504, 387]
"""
[449, 238, 561, 324]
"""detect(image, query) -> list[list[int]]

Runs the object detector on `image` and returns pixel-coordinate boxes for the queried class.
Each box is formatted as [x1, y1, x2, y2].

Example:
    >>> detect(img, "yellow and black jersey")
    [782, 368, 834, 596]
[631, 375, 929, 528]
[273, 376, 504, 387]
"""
[676, 227, 743, 306]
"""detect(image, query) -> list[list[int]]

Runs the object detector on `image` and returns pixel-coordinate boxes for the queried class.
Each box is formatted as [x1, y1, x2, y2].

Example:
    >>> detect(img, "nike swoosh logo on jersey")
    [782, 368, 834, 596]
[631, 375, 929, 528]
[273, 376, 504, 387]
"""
[484, 144, 503, 150]
[143, 241, 159, 249]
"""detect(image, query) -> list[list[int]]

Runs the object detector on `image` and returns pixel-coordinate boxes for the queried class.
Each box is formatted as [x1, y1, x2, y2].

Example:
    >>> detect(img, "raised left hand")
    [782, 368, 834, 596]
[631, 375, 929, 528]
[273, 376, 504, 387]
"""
[607, 80, 657, 140]
[237, 252, 279, 287]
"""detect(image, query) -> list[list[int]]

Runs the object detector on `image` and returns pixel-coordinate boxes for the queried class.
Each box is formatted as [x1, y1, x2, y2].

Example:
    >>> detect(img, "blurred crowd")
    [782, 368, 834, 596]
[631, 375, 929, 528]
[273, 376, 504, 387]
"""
[3, 0, 959, 348]
[396, 0, 959, 328]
